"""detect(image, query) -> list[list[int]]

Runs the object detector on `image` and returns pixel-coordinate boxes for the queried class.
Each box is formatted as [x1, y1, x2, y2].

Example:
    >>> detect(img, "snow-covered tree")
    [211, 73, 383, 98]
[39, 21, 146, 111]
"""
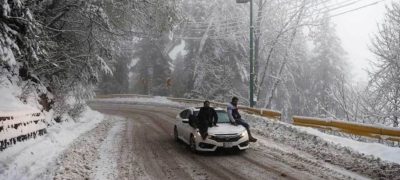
[368, 2, 400, 127]
[170, 0, 248, 101]
[0, 0, 47, 109]
[306, 14, 348, 117]
[0, 0, 181, 120]
[131, 38, 172, 96]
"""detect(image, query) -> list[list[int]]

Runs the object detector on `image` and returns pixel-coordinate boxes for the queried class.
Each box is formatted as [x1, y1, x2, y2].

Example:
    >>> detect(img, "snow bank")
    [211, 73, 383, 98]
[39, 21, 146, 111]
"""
[0, 85, 38, 112]
[52, 116, 124, 180]
[244, 113, 400, 164]
[295, 126, 400, 164]
[0, 107, 104, 179]
[0, 82, 47, 150]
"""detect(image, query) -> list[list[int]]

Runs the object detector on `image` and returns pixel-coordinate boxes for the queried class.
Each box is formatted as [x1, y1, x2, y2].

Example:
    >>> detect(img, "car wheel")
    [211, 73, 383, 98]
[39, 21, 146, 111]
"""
[189, 135, 197, 153]
[174, 126, 179, 142]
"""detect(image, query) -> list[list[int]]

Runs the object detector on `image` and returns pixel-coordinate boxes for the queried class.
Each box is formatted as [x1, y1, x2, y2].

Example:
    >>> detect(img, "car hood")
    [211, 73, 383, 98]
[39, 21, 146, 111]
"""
[207, 123, 246, 135]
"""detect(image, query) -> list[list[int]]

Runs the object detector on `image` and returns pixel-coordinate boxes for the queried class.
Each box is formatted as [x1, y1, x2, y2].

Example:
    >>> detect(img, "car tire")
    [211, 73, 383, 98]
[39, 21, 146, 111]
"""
[189, 135, 197, 153]
[174, 126, 179, 142]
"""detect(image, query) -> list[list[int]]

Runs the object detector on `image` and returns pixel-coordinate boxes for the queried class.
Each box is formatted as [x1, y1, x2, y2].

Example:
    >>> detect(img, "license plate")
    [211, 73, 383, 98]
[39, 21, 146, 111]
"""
[223, 142, 233, 148]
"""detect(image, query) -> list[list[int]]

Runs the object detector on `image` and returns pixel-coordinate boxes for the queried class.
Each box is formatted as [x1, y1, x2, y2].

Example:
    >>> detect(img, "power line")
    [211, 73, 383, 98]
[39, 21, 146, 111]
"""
[181, 0, 375, 36]
[183, 0, 329, 28]
[184, 0, 296, 25]
[329, 0, 384, 17]
[183, 0, 371, 28]
[175, 0, 385, 40]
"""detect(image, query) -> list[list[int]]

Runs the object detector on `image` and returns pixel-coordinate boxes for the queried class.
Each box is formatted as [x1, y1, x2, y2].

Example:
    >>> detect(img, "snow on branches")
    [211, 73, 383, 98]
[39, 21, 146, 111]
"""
[0, 0, 181, 121]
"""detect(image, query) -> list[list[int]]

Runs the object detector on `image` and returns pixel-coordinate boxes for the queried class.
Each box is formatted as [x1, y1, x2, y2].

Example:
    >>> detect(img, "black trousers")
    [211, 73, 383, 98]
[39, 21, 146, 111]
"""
[198, 124, 208, 138]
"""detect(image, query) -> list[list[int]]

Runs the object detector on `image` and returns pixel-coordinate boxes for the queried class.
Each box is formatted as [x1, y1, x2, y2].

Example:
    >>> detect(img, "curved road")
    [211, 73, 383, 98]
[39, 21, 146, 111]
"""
[90, 103, 367, 180]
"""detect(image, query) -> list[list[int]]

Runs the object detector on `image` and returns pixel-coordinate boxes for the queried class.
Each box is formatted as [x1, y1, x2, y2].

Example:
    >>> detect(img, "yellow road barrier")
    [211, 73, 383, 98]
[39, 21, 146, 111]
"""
[293, 116, 400, 141]
[239, 106, 281, 120]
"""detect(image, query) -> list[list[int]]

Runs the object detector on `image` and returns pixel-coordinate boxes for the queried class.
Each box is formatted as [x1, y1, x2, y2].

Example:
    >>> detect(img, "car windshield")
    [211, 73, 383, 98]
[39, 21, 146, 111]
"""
[216, 110, 230, 123]
[193, 110, 230, 123]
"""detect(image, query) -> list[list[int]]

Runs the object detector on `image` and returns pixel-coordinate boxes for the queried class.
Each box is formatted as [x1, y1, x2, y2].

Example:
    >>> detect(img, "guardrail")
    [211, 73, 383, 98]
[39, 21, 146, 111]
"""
[0, 110, 47, 151]
[239, 106, 282, 120]
[293, 116, 400, 141]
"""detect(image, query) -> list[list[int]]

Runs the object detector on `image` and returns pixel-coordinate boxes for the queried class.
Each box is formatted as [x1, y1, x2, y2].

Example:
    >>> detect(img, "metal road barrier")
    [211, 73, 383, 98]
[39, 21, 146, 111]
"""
[293, 116, 400, 142]
[0, 110, 47, 150]
[239, 106, 282, 120]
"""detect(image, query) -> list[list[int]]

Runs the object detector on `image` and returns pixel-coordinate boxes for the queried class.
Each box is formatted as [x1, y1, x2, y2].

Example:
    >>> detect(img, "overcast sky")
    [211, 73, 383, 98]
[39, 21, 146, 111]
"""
[332, 0, 394, 83]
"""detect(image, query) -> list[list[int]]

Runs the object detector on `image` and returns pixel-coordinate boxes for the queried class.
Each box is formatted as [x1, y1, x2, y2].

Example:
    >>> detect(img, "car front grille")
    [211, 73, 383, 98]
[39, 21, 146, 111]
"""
[210, 135, 241, 142]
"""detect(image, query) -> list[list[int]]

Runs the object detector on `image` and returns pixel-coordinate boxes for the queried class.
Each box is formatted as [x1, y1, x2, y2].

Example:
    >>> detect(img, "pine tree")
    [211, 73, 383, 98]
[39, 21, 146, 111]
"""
[131, 38, 171, 96]
[309, 15, 347, 117]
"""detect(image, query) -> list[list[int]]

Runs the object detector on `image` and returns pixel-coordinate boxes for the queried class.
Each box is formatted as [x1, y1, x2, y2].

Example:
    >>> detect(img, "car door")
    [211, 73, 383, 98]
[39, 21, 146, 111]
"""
[177, 109, 190, 143]
[181, 109, 193, 143]
[176, 110, 185, 139]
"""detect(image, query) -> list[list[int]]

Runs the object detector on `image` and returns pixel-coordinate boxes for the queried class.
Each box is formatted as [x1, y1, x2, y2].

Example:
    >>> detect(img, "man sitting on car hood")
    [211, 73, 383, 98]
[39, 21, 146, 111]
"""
[227, 97, 257, 142]
[197, 100, 218, 140]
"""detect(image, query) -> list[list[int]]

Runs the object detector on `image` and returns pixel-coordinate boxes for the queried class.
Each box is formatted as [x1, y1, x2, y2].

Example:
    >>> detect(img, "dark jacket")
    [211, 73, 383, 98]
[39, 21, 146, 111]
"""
[197, 107, 218, 127]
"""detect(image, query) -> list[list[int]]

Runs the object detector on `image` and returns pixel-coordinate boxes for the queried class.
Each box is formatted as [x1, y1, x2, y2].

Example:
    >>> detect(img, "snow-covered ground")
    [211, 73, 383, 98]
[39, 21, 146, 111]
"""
[0, 107, 105, 179]
[0, 83, 39, 113]
[243, 113, 400, 179]
[296, 126, 400, 164]
[52, 115, 125, 180]
[93, 119, 125, 179]
[243, 113, 400, 165]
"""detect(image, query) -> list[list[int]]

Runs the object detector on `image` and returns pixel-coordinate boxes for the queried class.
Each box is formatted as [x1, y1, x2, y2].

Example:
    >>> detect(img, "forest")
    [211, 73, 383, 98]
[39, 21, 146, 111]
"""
[1, 0, 399, 127]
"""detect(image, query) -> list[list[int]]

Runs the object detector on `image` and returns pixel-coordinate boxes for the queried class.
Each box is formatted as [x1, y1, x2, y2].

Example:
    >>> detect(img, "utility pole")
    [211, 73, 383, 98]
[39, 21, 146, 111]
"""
[236, 0, 255, 107]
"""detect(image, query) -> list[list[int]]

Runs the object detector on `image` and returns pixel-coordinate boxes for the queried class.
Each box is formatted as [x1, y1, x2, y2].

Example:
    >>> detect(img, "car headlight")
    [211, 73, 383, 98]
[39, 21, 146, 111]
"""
[240, 131, 247, 137]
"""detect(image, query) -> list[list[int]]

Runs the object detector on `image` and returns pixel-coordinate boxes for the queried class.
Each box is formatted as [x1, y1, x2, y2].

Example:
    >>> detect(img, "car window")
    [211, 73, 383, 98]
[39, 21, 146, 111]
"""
[193, 110, 199, 116]
[216, 110, 230, 123]
[180, 109, 190, 119]
[179, 110, 187, 119]
[193, 109, 229, 123]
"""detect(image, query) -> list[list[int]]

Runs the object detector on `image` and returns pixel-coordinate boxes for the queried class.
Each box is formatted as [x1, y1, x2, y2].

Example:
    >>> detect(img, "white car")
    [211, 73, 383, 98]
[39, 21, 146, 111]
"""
[173, 107, 249, 152]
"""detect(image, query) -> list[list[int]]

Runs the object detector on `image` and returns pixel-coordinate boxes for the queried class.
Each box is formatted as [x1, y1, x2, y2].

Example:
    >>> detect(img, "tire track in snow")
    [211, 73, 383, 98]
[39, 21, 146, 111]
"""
[93, 120, 125, 179]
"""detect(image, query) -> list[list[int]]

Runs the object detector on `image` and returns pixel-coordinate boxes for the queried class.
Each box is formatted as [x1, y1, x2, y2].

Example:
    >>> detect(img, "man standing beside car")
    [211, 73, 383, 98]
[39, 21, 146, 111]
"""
[227, 97, 257, 142]
[197, 100, 218, 140]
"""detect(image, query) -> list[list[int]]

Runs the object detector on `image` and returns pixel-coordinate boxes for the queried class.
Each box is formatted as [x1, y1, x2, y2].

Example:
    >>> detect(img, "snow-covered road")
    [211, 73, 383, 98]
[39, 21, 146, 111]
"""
[86, 103, 376, 180]
[3, 101, 399, 179]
